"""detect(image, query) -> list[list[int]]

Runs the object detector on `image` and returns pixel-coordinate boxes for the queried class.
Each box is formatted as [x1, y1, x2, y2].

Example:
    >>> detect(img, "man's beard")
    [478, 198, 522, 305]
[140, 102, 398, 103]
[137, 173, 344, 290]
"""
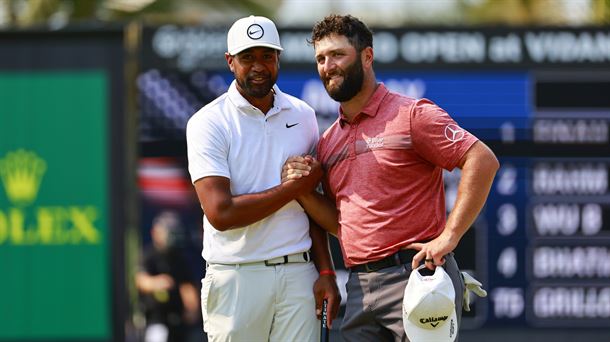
[322, 57, 364, 102]
[236, 72, 277, 99]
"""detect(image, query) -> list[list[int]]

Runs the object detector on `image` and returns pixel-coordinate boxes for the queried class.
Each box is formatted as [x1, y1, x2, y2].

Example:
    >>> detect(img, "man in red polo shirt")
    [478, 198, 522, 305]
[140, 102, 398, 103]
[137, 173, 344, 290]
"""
[283, 14, 499, 341]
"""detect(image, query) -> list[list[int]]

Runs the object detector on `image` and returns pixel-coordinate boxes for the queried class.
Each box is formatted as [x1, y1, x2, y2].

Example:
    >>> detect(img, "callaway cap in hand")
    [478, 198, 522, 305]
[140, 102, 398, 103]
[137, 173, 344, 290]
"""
[227, 15, 283, 55]
[403, 265, 457, 341]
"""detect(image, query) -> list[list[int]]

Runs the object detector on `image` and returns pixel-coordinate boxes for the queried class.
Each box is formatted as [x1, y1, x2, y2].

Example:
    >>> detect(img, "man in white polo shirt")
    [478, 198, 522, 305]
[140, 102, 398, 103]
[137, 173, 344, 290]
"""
[186, 15, 339, 341]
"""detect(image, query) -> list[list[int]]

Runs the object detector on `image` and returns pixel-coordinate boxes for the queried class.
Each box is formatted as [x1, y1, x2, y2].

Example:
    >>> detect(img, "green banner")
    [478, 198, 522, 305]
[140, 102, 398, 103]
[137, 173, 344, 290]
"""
[0, 72, 110, 339]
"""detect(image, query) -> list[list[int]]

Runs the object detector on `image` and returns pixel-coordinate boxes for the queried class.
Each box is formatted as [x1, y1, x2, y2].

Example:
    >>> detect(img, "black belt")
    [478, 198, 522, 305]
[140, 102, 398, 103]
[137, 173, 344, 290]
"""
[350, 249, 418, 273]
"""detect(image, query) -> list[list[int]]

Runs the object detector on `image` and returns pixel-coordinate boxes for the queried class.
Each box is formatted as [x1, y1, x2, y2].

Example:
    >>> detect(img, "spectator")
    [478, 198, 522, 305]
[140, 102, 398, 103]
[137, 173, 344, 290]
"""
[136, 211, 200, 342]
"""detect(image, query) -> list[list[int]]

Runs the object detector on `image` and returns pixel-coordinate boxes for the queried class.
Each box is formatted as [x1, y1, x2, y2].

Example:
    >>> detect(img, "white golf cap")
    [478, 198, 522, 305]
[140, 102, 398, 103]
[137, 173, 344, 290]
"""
[403, 265, 458, 342]
[227, 15, 283, 55]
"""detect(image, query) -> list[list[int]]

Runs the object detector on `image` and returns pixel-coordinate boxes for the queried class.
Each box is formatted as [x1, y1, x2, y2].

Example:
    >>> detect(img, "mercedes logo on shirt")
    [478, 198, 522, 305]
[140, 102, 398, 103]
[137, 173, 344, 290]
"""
[247, 24, 264, 40]
[444, 124, 465, 142]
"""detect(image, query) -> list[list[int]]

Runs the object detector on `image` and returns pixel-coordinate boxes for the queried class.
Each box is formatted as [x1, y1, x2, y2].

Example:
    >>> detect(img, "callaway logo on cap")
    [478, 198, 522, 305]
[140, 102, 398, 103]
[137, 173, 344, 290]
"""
[403, 265, 457, 341]
[227, 15, 283, 55]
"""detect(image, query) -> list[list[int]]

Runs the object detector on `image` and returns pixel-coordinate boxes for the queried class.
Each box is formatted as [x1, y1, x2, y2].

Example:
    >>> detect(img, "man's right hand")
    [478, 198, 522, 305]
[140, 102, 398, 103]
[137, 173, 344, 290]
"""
[281, 155, 322, 196]
[282, 155, 312, 182]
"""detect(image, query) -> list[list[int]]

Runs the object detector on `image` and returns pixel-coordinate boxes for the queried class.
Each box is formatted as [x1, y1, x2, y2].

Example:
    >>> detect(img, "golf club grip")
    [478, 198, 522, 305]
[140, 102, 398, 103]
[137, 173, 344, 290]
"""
[321, 298, 329, 342]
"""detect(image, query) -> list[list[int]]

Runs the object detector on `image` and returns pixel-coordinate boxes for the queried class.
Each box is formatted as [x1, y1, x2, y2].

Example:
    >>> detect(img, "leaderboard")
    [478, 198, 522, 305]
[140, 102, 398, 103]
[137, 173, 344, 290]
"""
[482, 74, 610, 328]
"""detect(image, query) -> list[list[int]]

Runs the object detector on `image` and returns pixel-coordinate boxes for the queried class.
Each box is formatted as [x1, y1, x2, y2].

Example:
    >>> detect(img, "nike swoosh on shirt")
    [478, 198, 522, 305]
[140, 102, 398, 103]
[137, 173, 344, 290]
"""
[286, 123, 299, 128]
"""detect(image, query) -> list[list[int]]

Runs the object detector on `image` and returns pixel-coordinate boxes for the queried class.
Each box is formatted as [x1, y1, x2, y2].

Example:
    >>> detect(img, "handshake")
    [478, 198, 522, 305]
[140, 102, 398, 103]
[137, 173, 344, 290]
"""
[281, 155, 323, 197]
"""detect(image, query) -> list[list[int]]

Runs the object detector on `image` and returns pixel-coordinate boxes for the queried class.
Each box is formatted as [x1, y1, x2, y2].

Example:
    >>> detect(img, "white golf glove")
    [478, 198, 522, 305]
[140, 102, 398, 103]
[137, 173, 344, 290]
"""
[461, 271, 487, 312]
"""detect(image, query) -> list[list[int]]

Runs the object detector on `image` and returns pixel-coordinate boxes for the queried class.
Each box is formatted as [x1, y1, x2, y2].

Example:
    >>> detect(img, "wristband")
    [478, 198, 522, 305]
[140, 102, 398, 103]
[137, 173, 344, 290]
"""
[319, 269, 336, 277]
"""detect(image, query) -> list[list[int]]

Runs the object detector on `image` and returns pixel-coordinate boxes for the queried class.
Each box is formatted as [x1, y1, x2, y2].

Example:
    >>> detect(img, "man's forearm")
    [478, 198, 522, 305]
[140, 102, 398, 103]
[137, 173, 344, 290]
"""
[443, 143, 499, 243]
[222, 183, 301, 229]
[298, 191, 339, 236]
[196, 170, 323, 231]
[309, 219, 334, 272]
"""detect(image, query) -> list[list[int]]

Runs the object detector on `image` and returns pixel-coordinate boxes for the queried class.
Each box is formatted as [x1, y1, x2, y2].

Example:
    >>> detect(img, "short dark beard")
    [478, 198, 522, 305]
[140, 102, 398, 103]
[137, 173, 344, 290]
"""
[235, 74, 277, 99]
[322, 56, 364, 102]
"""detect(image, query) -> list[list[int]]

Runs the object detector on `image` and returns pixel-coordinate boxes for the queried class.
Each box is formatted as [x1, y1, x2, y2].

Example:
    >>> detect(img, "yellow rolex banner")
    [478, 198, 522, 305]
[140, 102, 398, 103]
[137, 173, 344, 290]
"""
[0, 72, 110, 339]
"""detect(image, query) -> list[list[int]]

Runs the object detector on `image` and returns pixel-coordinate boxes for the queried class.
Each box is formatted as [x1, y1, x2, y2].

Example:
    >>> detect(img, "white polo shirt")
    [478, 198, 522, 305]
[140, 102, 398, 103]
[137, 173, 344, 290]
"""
[186, 80, 319, 264]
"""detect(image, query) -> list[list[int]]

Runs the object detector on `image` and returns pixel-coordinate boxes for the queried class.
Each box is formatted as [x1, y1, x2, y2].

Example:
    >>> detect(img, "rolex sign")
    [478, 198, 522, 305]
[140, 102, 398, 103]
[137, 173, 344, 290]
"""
[0, 72, 110, 340]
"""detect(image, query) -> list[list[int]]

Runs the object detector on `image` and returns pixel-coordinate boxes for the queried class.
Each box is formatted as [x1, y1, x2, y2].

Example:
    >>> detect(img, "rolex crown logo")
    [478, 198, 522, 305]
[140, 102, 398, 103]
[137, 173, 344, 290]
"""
[0, 149, 47, 206]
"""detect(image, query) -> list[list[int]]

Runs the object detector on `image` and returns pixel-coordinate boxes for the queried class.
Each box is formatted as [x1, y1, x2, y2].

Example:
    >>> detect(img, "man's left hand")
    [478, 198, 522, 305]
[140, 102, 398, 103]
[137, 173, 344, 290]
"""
[313, 274, 340, 328]
[408, 233, 459, 270]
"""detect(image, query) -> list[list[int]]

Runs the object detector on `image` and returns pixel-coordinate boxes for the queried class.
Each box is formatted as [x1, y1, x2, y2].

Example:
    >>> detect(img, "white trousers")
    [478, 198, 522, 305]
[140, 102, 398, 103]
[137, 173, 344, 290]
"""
[201, 261, 320, 342]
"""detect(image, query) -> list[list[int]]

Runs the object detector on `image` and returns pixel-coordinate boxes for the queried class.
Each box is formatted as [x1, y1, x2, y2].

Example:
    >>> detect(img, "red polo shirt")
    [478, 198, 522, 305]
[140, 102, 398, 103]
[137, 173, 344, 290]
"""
[317, 84, 478, 267]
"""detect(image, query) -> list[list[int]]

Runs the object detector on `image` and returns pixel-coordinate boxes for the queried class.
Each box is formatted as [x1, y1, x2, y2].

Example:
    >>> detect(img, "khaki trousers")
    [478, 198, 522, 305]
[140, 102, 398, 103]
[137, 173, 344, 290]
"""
[202, 261, 320, 342]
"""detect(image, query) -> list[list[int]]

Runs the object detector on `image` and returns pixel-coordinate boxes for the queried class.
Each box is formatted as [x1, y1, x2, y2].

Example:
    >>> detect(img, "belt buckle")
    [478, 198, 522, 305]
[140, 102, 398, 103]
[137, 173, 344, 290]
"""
[264, 255, 288, 266]
[364, 263, 375, 272]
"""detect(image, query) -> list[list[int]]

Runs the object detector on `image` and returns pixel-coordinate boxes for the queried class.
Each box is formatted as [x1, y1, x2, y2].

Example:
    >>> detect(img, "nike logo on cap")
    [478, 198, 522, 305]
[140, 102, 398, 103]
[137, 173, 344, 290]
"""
[286, 123, 299, 128]
[246, 24, 264, 39]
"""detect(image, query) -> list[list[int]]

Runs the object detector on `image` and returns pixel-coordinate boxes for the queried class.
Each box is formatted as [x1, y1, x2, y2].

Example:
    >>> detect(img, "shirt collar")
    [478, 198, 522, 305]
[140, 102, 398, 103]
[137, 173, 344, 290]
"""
[339, 83, 389, 127]
[227, 80, 291, 115]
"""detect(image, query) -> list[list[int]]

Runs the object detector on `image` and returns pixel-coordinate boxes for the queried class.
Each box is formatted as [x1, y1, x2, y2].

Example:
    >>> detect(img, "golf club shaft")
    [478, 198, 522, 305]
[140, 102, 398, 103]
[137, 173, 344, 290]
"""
[321, 298, 329, 342]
